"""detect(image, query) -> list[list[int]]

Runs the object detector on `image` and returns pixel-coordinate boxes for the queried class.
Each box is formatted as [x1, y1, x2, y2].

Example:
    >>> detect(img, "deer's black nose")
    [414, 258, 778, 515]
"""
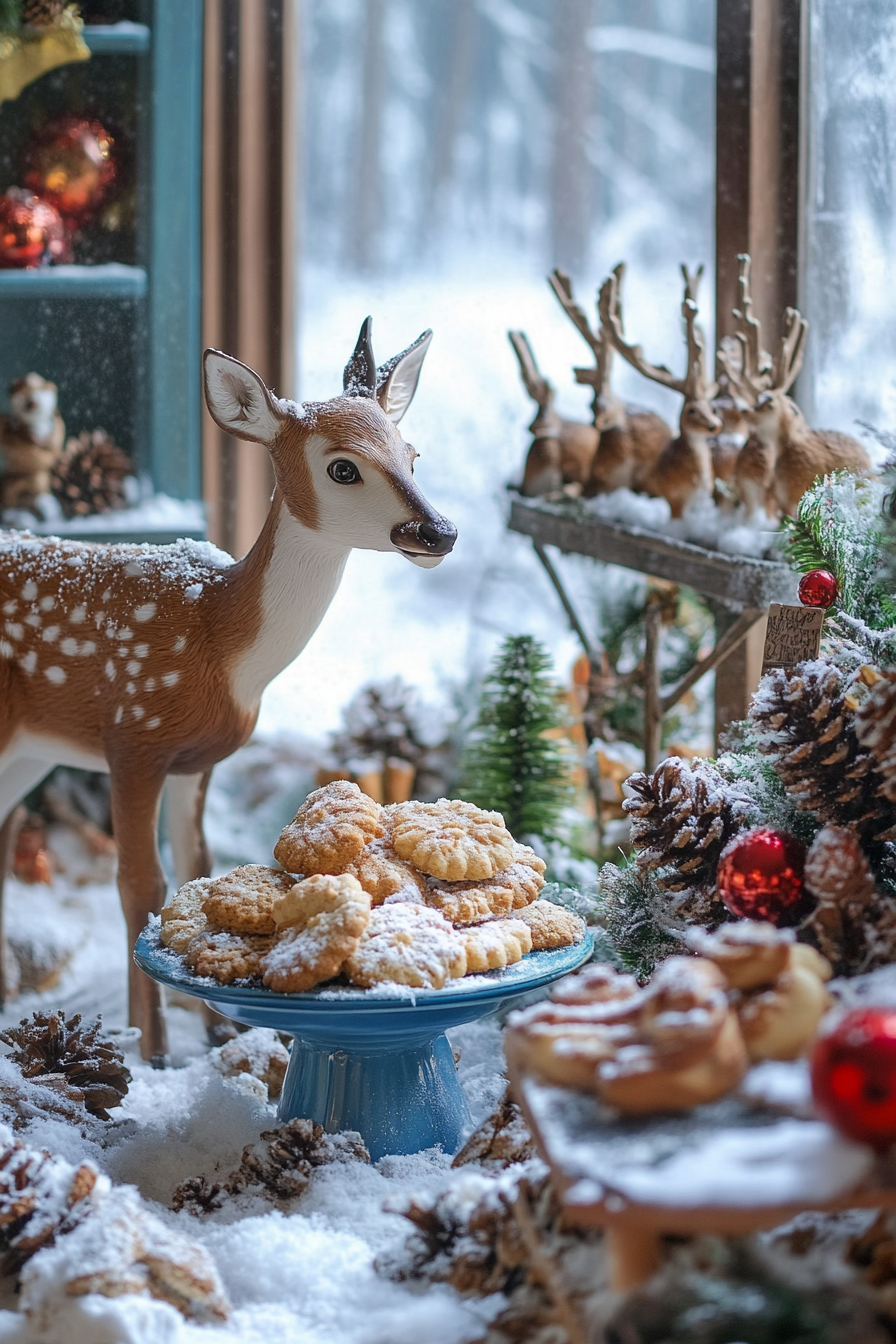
[417, 517, 457, 553]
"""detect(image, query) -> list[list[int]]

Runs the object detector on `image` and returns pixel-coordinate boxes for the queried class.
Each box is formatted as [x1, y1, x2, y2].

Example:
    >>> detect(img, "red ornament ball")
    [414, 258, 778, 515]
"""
[23, 115, 116, 226]
[716, 827, 808, 924]
[0, 188, 66, 269]
[811, 1008, 896, 1149]
[798, 568, 839, 608]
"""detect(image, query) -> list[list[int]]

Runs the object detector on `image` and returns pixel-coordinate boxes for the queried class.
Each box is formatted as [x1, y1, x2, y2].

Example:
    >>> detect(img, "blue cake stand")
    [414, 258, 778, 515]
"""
[135, 927, 593, 1162]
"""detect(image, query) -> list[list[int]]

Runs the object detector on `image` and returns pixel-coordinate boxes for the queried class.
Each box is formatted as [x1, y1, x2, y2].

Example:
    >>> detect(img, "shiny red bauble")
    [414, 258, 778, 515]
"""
[0, 188, 66, 269]
[24, 115, 116, 226]
[798, 568, 839, 608]
[716, 827, 808, 924]
[811, 1008, 896, 1149]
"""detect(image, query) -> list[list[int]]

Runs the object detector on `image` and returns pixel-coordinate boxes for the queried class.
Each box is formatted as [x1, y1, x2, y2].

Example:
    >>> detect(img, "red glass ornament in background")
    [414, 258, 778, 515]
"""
[716, 827, 808, 924]
[23, 115, 116, 227]
[812, 1008, 896, 1149]
[798, 569, 839, 608]
[0, 188, 66, 269]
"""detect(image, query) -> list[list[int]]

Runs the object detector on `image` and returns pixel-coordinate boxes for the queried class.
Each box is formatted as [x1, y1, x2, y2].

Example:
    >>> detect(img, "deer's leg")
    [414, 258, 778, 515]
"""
[110, 767, 169, 1065]
[163, 771, 236, 1046]
[0, 757, 55, 1009]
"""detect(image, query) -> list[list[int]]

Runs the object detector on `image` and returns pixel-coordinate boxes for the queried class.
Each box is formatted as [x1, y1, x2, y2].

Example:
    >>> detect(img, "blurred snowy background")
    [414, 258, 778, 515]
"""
[253, 0, 718, 813]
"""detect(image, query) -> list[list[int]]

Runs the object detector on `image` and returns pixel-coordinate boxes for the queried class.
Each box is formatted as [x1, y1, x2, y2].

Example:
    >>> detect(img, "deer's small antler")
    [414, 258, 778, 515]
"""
[771, 307, 808, 395]
[508, 331, 554, 409]
[716, 255, 772, 406]
[599, 264, 716, 403]
[549, 265, 624, 403]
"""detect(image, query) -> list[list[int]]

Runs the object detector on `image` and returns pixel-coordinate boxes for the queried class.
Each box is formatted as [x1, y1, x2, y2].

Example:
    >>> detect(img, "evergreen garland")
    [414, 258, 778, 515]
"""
[458, 635, 572, 841]
[0, 0, 22, 32]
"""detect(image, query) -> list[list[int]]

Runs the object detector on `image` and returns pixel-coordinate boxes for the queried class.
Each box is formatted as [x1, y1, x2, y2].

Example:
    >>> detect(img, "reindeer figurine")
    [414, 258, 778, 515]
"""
[598, 264, 722, 518]
[547, 265, 671, 497]
[0, 320, 456, 1064]
[508, 330, 598, 496]
[718, 255, 871, 519]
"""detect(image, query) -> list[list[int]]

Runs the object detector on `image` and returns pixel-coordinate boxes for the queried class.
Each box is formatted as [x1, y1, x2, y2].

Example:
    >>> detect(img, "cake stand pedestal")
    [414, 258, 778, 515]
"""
[135, 930, 592, 1162]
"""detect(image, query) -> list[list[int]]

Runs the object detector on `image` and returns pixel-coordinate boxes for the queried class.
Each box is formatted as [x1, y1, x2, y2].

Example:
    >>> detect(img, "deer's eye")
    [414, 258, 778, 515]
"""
[328, 459, 361, 484]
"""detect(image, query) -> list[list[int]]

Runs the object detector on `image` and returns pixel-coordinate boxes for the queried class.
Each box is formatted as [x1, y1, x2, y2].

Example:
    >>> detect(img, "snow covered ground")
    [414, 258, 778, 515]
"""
[0, 872, 508, 1344]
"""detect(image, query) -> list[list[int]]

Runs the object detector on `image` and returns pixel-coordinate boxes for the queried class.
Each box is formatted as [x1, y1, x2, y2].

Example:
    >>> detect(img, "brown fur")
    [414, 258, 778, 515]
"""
[743, 393, 872, 517]
[584, 405, 672, 496]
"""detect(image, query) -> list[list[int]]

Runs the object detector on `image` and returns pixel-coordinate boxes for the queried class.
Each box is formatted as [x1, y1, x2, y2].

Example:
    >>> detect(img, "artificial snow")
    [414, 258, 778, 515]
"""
[0, 869, 508, 1344]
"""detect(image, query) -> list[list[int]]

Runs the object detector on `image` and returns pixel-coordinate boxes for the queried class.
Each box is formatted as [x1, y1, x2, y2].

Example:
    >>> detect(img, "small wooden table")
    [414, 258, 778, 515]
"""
[509, 1061, 896, 1291]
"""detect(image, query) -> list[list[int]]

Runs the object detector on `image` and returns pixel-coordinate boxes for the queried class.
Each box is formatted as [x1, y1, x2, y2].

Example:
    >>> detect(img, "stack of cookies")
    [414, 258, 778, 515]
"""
[158, 782, 585, 993]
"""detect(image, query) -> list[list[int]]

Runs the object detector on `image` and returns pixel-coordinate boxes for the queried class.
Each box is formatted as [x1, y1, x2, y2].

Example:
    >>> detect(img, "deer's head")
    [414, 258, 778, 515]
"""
[204, 320, 457, 568]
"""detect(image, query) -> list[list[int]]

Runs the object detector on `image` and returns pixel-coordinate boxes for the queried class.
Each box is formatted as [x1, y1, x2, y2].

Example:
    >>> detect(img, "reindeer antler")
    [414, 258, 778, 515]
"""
[771, 307, 808, 394]
[508, 331, 554, 410]
[548, 266, 618, 401]
[716, 255, 773, 406]
[599, 264, 716, 402]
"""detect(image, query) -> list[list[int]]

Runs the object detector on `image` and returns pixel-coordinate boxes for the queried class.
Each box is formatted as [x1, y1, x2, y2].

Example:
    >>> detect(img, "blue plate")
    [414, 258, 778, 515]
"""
[135, 925, 594, 1160]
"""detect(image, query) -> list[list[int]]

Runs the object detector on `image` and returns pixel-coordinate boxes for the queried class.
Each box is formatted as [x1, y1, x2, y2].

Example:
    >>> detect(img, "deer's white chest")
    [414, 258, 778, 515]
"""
[229, 509, 349, 713]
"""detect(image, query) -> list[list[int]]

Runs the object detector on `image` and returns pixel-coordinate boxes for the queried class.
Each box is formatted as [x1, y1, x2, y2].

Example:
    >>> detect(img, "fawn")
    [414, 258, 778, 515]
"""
[0, 320, 456, 1062]
[508, 330, 599, 495]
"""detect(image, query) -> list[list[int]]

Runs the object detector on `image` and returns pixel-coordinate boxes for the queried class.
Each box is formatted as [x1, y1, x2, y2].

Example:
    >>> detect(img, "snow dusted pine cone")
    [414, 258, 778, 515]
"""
[0, 1012, 130, 1120]
[749, 662, 892, 844]
[623, 756, 752, 893]
[855, 668, 896, 803]
[802, 823, 896, 975]
[51, 430, 134, 519]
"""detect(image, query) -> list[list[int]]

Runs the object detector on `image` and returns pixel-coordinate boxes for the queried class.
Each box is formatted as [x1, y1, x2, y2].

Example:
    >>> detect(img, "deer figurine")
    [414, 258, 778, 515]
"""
[718, 254, 871, 519]
[598, 264, 722, 518]
[508, 330, 598, 496]
[547, 266, 672, 497]
[0, 373, 65, 516]
[0, 320, 456, 1064]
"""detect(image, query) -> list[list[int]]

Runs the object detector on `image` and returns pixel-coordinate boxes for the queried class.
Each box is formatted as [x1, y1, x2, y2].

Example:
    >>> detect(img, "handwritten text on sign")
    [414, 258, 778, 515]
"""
[762, 603, 825, 673]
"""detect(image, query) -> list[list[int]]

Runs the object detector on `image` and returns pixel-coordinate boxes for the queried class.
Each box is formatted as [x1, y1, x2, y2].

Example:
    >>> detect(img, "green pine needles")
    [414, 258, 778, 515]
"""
[459, 635, 572, 842]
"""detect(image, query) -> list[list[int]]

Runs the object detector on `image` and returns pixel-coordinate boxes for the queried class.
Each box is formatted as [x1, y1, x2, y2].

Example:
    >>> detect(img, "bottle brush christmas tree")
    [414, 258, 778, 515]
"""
[459, 634, 572, 842]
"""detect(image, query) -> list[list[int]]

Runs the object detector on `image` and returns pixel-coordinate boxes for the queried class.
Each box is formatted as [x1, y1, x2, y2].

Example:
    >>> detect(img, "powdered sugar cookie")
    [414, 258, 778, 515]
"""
[346, 838, 427, 906]
[185, 930, 276, 984]
[462, 919, 532, 973]
[390, 799, 513, 881]
[200, 865, 298, 936]
[261, 873, 371, 993]
[273, 781, 383, 876]
[345, 904, 467, 989]
[515, 900, 585, 950]
[423, 876, 514, 925]
[160, 878, 209, 952]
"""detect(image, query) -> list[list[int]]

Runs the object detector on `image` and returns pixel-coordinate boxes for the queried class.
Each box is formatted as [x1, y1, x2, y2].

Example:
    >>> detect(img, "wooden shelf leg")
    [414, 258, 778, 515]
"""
[643, 600, 662, 771]
[606, 1223, 663, 1291]
[710, 602, 768, 747]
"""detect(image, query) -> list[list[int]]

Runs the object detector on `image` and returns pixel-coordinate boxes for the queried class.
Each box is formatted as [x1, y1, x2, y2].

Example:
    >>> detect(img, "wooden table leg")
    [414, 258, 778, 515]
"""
[606, 1223, 663, 1290]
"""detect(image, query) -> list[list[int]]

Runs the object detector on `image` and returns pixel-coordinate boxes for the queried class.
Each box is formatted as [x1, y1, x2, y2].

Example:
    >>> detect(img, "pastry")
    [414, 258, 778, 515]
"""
[273, 781, 382, 876]
[200, 865, 298, 935]
[185, 930, 276, 984]
[346, 838, 427, 905]
[551, 963, 639, 1005]
[159, 878, 209, 952]
[390, 799, 514, 881]
[462, 918, 532, 972]
[685, 921, 793, 990]
[261, 874, 371, 992]
[345, 904, 467, 989]
[515, 900, 585, 950]
[423, 877, 514, 925]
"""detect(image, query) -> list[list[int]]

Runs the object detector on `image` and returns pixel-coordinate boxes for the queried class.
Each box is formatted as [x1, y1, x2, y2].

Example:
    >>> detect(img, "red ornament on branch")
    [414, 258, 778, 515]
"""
[811, 1008, 896, 1149]
[23, 115, 116, 227]
[0, 189, 66, 269]
[716, 827, 808, 925]
[798, 569, 839, 608]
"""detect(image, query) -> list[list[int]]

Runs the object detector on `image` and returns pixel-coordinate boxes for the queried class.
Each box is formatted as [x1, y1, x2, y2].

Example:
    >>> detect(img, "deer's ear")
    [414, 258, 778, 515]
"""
[203, 350, 284, 443]
[375, 330, 432, 423]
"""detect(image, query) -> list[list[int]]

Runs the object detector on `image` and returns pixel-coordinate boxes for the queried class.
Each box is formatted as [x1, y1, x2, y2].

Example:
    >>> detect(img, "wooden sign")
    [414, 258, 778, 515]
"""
[762, 603, 824, 673]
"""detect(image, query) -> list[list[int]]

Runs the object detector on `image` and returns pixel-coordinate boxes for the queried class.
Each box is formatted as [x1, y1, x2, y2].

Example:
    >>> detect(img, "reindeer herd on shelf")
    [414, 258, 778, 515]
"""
[511, 254, 870, 521]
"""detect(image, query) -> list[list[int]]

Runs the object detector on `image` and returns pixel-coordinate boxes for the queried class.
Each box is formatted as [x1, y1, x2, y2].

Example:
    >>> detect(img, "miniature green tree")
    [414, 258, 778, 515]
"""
[458, 635, 572, 841]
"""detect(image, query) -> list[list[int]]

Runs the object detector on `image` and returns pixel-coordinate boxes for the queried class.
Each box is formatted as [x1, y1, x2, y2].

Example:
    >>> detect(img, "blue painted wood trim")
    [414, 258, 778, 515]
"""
[148, 0, 203, 502]
[83, 22, 151, 54]
[0, 265, 147, 299]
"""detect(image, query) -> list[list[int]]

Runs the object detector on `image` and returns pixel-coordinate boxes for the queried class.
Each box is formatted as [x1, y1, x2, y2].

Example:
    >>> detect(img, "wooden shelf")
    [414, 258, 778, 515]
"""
[82, 22, 151, 55]
[508, 493, 798, 610]
[0, 264, 147, 300]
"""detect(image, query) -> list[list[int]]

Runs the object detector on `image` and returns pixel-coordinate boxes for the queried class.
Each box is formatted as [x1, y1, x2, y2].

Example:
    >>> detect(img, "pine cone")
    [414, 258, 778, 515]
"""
[22, 0, 64, 26]
[855, 668, 896, 803]
[750, 662, 892, 844]
[622, 756, 752, 893]
[452, 1093, 535, 1170]
[0, 1134, 97, 1275]
[0, 1012, 130, 1119]
[234, 1119, 369, 1200]
[51, 430, 134, 519]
